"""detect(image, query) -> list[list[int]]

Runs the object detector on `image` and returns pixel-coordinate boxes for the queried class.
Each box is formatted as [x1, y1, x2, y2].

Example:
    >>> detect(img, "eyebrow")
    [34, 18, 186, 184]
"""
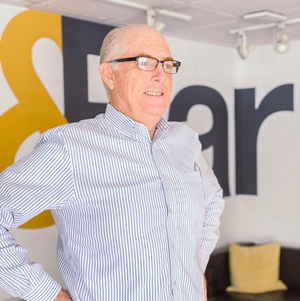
[137, 53, 174, 61]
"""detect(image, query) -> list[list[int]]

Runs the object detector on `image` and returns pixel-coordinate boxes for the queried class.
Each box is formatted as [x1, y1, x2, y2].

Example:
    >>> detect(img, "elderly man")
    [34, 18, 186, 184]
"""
[0, 24, 224, 301]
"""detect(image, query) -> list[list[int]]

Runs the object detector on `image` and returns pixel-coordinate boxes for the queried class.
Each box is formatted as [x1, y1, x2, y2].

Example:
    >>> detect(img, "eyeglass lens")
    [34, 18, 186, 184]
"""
[137, 57, 179, 74]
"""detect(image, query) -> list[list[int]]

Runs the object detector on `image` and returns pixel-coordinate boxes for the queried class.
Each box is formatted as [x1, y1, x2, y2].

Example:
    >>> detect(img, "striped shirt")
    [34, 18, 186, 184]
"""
[0, 103, 224, 301]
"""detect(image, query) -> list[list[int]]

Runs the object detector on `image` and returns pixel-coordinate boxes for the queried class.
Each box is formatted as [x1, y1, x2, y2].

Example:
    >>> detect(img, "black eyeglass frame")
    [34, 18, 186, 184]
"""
[106, 56, 181, 74]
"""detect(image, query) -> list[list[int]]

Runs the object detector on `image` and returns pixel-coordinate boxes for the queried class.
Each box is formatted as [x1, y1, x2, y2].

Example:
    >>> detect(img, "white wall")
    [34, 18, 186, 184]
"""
[0, 4, 299, 299]
[218, 41, 300, 248]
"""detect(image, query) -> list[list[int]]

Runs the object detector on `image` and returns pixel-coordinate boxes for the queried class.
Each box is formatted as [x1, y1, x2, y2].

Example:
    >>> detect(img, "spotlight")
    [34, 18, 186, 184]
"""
[146, 9, 156, 27]
[229, 14, 300, 54]
[154, 21, 166, 32]
[237, 32, 256, 60]
[146, 10, 166, 32]
[273, 25, 290, 54]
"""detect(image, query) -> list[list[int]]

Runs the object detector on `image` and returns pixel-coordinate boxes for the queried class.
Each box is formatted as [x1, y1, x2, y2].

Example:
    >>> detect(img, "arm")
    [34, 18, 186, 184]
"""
[198, 151, 225, 273]
[54, 289, 72, 301]
[204, 274, 207, 301]
[0, 131, 74, 300]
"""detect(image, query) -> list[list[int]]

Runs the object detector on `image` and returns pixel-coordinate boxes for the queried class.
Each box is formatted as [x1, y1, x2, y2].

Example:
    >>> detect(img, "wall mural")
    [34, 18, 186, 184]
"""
[0, 10, 67, 229]
[0, 8, 295, 229]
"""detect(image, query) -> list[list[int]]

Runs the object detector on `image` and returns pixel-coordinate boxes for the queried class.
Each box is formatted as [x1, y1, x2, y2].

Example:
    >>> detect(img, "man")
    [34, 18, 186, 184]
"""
[0, 24, 224, 301]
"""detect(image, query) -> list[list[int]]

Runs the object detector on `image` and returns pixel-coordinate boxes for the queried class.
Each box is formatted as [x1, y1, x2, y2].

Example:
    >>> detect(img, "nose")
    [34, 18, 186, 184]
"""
[151, 63, 167, 83]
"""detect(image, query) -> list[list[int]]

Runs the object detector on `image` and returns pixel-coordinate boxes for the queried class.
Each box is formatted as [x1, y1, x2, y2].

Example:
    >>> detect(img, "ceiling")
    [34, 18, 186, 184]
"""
[1, 0, 300, 48]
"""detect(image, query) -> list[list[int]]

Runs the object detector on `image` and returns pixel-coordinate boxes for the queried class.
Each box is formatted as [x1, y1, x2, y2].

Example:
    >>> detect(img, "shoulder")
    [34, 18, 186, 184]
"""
[168, 121, 200, 141]
[166, 121, 202, 151]
[36, 114, 105, 148]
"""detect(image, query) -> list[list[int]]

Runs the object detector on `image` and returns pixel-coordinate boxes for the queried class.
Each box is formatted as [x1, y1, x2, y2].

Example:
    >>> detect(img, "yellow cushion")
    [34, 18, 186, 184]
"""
[226, 242, 287, 294]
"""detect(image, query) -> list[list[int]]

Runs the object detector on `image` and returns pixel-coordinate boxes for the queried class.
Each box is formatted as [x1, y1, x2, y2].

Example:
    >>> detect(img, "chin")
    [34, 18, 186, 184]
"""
[141, 96, 170, 117]
[146, 106, 168, 118]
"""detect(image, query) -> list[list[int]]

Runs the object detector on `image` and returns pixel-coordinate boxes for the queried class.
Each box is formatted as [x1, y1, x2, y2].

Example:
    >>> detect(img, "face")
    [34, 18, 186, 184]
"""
[107, 28, 173, 125]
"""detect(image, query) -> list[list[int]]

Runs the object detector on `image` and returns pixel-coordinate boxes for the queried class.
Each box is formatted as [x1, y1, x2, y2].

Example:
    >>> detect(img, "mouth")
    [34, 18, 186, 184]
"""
[144, 91, 164, 96]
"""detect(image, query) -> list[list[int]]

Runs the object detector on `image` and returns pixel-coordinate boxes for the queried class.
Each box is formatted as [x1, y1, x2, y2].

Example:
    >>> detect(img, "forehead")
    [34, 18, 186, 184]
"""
[122, 29, 171, 60]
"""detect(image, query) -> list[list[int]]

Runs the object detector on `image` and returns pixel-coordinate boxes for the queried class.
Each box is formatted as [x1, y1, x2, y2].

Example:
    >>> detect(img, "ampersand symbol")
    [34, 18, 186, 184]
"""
[0, 10, 67, 228]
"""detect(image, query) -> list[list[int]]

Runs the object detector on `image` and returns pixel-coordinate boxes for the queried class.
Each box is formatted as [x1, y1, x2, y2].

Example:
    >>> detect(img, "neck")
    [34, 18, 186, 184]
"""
[148, 125, 157, 140]
[109, 102, 160, 141]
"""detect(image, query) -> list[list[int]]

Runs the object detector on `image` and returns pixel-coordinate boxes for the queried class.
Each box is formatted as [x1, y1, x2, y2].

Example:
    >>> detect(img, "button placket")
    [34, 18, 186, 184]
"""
[152, 139, 181, 298]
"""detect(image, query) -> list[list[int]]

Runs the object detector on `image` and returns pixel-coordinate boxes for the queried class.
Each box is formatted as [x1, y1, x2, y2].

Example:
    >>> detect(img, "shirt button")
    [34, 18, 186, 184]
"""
[171, 244, 175, 249]
[130, 136, 134, 139]
[162, 174, 165, 178]
[169, 208, 172, 213]
[174, 281, 177, 286]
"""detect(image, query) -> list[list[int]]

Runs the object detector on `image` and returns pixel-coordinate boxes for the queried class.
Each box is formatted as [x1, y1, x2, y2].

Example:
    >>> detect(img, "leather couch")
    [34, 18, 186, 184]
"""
[205, 244, 300, 301]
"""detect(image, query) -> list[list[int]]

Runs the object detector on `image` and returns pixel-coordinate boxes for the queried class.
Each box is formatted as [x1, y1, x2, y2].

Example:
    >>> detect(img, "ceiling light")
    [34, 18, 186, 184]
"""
[273, 25, 290, 54]
[243, 10, 287, 22]
[106, 0, 191, 21]
[106, 0, 148, 10]
[154, 21, 166, 32]
[146, 9, 155, 27]
[274, 34, 289, 53]
[237, 32, 255, 60]
[146, 10, 166, 32]
[155, 8, 191, 21]
[105, 0, 190, 32]
[229, 13, 300, 55]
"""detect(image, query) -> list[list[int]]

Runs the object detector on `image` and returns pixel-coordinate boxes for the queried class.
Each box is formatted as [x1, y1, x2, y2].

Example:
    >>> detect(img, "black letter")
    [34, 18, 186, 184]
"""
[62, 17, 114, 122]
[235, 84, 294, 195]
[169, 86, 230, 197]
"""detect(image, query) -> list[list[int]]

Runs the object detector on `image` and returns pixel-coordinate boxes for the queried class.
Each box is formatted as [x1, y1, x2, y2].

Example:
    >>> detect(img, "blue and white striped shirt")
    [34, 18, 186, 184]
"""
[0, 103, 224, 301]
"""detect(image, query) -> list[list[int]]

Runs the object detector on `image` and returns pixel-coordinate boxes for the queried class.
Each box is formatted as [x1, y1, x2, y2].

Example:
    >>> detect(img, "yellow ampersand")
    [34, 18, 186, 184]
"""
[0, 10, 68, 229]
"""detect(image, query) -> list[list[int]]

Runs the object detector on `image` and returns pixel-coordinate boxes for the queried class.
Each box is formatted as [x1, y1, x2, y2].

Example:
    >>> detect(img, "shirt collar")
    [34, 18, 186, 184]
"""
[104, 103, 170, 140]
[156, 116, 170, 132]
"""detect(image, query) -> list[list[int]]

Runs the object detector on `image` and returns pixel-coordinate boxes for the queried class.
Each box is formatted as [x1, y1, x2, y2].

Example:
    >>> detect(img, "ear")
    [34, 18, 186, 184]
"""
[99, 63, 115, 90]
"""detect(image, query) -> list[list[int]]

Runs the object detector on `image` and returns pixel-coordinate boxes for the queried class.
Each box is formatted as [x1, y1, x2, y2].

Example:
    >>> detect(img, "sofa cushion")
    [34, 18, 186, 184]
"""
[226, 242, 287, 294]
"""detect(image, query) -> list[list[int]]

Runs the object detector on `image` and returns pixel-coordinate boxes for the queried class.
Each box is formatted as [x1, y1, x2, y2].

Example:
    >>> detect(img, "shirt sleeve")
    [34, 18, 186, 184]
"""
[0, 130, 74, 301]
[198, 150, 225, 273]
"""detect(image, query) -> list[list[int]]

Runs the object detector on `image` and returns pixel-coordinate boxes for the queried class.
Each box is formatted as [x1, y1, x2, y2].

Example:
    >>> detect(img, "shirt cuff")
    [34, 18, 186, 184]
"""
[23, 273, 62, 301]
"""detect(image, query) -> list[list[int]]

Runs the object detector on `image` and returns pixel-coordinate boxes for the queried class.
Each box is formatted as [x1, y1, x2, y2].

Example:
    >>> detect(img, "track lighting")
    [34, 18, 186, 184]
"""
[229, 10, 300, 59]
[274, 34, 289, 54]
[146, 9, 166, 32]
[154, 21, 166, 32]
[146, 9, 155, 27]
[273, 24, 290, 54]
[106, 0, 191, 32]
[237, 32, 255, 60]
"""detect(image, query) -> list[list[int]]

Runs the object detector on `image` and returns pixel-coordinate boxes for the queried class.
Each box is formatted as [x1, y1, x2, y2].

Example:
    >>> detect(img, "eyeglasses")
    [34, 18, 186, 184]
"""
[107, 56, 181, 74]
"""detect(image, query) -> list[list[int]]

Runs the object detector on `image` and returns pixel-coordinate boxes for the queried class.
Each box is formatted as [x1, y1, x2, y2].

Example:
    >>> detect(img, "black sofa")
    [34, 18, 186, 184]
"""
[205, 244, 300, 301]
